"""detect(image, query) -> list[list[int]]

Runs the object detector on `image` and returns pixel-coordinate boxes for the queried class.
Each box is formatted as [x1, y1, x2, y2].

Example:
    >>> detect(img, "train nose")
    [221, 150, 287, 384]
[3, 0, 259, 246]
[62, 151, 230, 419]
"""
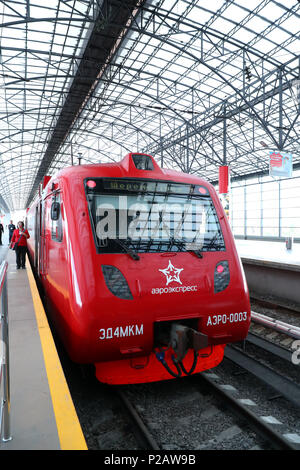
[133, 255, 211, 301]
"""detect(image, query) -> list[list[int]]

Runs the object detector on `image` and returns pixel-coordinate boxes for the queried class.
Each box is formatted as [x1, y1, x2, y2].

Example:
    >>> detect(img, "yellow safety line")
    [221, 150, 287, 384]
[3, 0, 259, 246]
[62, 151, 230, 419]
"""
[26, 259, 88, 450]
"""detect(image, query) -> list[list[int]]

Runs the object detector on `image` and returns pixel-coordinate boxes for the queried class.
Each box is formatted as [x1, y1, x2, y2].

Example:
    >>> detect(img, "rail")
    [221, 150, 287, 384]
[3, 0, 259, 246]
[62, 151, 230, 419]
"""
[251, 311, 300, 339]
[0, 261, 12, 442]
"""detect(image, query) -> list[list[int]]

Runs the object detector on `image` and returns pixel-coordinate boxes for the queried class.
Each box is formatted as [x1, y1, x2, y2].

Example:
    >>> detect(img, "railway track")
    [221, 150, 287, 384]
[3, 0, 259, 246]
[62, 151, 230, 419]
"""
[197, 370, 299, 450]
[56, 298, 300, 451]
[63, 361, 300, 451]
[250, 298, 300, 340]
[113, 309, 300, 451]
[116, 389, 160, 450]
[244, 306, 300, 386]
[114, 350, 300, 451]
[64, 322, 300, 450]
[251, 311, 300, 340]
[115, 379, 266, 451]
[224, 340, 300, 408]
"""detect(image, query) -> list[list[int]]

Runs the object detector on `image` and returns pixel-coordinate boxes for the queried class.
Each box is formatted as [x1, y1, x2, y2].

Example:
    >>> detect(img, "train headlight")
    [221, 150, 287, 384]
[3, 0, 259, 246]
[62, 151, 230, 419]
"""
[101, 265, 133, 300]
[214, 261, 230, 293]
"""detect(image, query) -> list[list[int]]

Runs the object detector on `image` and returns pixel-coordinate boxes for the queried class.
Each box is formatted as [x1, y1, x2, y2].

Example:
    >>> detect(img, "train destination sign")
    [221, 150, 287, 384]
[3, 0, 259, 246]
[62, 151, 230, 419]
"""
[86, 178, 209, 197]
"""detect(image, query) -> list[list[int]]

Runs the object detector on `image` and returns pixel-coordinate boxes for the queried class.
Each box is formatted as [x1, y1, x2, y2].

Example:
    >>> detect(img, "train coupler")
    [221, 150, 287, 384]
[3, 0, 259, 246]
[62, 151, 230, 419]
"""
[170, 324, 209, 362]
[154, 324, 210, 378]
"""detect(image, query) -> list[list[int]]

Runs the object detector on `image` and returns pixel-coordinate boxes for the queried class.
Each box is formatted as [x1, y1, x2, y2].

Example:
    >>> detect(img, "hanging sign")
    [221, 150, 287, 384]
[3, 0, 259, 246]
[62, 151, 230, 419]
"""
[218, 166, 230, 223]
[219, 165, 229, 194]
[269, 151, 293, 178]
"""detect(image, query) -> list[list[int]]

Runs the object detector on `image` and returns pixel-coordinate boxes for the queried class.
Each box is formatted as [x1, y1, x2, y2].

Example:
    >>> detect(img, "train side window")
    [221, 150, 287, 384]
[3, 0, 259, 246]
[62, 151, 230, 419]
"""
[51, 193, 63, 242]
[51, 201, 60, 220]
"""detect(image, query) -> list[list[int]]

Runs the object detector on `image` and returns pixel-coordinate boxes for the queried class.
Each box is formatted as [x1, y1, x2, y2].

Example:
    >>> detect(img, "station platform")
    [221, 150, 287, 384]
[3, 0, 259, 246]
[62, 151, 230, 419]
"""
[0, 248, 87, 450]
[235, 238, 300, 271]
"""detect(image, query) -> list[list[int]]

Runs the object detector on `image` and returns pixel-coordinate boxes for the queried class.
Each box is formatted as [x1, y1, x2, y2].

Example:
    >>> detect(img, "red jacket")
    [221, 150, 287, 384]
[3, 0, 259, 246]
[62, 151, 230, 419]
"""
[11, 229, 30, 247]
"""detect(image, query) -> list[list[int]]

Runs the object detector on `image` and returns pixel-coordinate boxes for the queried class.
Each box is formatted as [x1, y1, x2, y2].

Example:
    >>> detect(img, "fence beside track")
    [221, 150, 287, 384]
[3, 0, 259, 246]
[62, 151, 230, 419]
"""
[0, 261, 11, 443]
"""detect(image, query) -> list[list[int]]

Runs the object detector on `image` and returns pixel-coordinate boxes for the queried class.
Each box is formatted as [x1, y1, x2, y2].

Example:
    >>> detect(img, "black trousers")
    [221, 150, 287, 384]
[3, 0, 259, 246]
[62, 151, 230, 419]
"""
[15, 246, 27, 268]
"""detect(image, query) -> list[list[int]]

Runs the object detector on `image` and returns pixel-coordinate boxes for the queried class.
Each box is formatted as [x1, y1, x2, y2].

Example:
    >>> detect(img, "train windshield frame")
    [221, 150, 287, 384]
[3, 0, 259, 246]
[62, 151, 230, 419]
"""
[84, 178, 226, 255]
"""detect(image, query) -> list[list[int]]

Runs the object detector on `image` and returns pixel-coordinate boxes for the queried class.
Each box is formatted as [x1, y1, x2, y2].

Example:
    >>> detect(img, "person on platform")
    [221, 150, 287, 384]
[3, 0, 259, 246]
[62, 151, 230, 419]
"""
[0, 222, 3, 245]
[8, 220, 16, 244]
[10, 221, 30, 270]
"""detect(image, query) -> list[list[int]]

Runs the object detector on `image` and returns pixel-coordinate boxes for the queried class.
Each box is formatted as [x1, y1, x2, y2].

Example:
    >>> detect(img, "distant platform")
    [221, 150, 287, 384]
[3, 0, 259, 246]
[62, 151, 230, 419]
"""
[235, 239, 300, 272]
[235, 239, 300, 309]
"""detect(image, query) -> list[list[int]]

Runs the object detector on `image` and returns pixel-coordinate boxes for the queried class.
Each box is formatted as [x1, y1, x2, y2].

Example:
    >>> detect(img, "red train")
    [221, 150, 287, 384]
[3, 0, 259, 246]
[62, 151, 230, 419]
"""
[26, 153, 251, 384]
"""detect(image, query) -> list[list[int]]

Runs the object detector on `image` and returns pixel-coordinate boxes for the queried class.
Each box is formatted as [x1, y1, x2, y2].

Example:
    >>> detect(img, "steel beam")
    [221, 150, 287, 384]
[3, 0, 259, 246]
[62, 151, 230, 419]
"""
[25, 0, 146, 207]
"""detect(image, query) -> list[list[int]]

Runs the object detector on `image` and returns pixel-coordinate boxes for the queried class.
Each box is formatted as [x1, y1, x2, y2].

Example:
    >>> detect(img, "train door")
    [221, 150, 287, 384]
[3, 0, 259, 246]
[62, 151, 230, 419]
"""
[39, 200, 48, 277]
[34, 204, 39, 269]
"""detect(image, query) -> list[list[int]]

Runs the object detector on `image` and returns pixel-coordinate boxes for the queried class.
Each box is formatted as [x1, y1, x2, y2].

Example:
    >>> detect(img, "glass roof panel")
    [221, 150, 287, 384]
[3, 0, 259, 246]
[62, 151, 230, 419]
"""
[0, 0, 298, 211]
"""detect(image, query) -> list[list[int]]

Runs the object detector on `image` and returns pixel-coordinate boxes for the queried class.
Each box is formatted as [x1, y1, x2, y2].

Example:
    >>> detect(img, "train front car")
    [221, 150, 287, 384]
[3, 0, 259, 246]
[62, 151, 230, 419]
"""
[78, 153, 251, 384]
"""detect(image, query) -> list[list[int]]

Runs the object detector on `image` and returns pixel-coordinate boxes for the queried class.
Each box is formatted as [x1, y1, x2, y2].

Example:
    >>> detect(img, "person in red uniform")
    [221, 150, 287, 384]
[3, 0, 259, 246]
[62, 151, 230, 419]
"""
[10, 221, 30, 269]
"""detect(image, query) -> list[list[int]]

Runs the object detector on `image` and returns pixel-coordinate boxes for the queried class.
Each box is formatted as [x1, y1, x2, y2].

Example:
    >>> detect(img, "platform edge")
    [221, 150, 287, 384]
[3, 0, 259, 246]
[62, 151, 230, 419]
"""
[26, 257, 87, 450]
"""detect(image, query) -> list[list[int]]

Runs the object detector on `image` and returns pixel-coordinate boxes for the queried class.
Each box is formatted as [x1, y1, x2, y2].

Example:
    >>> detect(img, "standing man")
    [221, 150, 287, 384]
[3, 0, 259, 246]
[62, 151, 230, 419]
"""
[8, 220, 16, 244]
[0, 222, 3, 245]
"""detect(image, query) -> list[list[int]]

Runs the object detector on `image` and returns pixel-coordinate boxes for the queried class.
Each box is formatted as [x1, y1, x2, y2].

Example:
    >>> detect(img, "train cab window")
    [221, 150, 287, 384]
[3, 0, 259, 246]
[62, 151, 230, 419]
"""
[51, 193, 63, 242]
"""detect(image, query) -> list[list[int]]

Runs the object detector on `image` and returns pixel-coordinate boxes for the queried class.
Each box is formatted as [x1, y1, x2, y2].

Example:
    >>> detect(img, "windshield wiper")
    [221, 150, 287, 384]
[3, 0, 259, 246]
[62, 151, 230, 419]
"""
[168, 238, 203, 259]
[188, 248, 203, 258]
[112, 238, 140, 261]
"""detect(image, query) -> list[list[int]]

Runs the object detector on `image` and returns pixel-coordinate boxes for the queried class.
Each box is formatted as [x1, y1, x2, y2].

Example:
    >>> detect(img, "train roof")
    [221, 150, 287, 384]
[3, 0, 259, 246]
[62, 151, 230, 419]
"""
[27, 154, 215, 208]
[49, 153, 210, 187]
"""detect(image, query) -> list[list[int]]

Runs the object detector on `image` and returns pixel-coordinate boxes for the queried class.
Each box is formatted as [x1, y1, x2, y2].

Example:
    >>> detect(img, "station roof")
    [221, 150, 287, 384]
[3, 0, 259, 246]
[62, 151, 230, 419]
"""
[0, 0, 299, 210]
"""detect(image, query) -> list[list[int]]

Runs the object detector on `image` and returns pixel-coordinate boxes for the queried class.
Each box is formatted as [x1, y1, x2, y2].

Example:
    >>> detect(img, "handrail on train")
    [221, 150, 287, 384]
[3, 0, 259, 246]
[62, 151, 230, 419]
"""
[0, 260, 12, 443]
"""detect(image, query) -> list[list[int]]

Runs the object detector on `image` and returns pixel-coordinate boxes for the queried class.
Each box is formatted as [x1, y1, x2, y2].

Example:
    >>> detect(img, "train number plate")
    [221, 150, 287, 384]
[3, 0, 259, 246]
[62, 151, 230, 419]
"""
[207, 312, 248, 326]
[99, 324, 144, 340]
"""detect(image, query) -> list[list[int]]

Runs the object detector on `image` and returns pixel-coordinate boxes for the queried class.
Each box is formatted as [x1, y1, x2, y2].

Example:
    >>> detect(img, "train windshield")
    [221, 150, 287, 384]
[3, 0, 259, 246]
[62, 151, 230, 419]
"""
[84, 178, 225, 255]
